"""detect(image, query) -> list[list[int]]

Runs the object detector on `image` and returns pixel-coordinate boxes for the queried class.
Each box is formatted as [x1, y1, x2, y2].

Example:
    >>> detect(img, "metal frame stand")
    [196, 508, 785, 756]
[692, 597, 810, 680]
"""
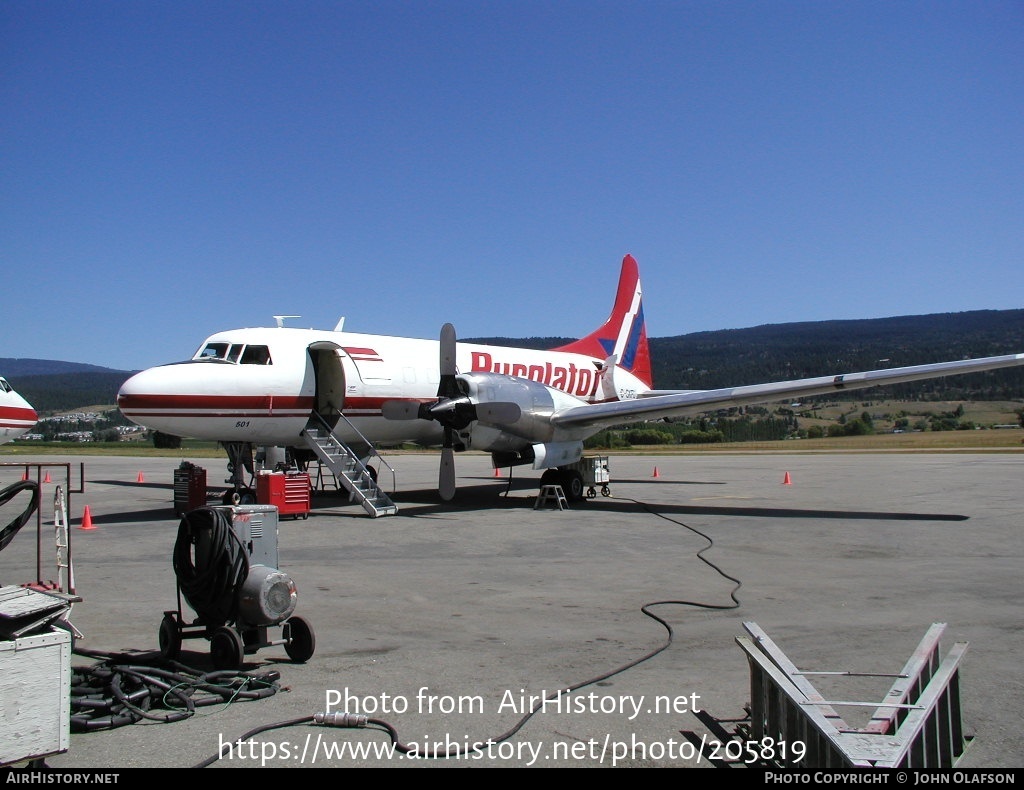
[736, 621, 972, 768]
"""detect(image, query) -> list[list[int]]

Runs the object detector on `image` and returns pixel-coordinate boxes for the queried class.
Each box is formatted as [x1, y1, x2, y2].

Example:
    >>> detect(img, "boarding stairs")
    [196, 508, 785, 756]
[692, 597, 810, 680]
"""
[301, 415, 398, 518]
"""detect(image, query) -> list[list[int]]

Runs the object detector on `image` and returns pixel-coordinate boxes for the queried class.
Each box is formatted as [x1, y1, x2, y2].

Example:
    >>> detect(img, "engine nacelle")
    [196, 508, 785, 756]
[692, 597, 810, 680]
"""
[455, 372, 587, 453]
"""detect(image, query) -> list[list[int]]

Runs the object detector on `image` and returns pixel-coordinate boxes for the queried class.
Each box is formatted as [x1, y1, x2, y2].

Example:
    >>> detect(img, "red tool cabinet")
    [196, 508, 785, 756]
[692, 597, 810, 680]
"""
[173, 462, 207, 516]
[256, 471, 311, 519]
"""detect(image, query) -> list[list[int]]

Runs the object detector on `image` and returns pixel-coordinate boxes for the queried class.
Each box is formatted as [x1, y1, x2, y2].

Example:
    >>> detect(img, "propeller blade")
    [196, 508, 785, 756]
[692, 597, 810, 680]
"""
[440, 323, 457, 375]
[439, 445, 456, 501]
[437, 322, 461, 401]
[475, 402, 521, 423]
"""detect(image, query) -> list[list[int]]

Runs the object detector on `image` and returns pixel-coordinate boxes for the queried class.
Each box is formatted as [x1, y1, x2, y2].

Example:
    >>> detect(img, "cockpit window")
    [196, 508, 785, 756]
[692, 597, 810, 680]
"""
[198, 343, 231, 360]
[240, 345, 271, 365]
[195, 342, 272, 364]
[0, 378, 10, 393]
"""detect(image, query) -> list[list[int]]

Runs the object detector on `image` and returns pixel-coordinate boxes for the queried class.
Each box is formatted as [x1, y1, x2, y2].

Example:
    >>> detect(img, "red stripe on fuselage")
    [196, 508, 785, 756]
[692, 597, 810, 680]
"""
[116, 394, 421, 419]
[0, 406, 37, 423]
[343, 347, 383, 362]
[117, 394, 312, 409]
[117, 394, 314, 418]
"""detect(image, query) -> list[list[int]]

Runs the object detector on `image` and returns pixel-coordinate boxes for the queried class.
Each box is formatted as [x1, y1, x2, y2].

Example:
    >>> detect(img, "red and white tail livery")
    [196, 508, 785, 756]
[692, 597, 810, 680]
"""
[117, 255, 1024, 504]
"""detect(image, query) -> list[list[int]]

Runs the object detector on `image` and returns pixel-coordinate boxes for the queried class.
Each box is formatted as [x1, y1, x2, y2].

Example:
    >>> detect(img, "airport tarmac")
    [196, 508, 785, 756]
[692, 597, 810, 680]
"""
[0, 451, 1021, 769]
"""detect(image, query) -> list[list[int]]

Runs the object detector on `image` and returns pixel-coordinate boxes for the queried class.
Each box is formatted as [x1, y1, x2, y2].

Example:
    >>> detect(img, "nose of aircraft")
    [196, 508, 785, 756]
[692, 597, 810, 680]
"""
[117, 367, 148, 407]
[116, 365, 180, 427]
[16, 391, 38, 422]
[0, 391, 38, 441]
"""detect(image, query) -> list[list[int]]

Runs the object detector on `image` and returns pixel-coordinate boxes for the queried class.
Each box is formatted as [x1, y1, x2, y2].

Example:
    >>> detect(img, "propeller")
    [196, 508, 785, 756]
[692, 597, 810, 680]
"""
[382, 323, 520, 501]
[437, 322, 459, 501]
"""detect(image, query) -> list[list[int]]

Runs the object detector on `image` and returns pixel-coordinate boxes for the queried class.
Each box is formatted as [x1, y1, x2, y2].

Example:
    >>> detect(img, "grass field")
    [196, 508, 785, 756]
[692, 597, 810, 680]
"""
[628, 429, 1024, 454]
[793, 398, 1023, 432]
[3, 427, 1022, 459]
[5, 397, 1020, 459]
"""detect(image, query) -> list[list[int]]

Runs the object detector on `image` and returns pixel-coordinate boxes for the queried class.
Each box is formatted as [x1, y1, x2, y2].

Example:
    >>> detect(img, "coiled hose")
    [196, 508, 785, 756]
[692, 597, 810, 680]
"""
[70, 647, 282, 731]
[172, 507, 249, 626]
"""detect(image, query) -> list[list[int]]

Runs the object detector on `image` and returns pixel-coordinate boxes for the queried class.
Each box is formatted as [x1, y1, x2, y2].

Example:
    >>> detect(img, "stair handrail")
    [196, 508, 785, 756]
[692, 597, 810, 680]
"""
[306, 411, 398, 495]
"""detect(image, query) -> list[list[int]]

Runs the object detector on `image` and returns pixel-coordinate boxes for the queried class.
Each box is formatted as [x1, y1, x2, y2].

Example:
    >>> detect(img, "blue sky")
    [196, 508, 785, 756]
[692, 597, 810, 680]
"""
[3, 1, 1022, 372]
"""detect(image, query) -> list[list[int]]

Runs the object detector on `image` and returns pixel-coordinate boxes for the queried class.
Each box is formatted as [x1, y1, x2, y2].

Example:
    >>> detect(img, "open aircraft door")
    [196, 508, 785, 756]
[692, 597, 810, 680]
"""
[307, 342, 348, 432]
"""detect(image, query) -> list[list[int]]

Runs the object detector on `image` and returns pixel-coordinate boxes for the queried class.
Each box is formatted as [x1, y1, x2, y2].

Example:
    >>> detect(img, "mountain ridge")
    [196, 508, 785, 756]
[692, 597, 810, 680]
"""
[3, 307, 1022, 413]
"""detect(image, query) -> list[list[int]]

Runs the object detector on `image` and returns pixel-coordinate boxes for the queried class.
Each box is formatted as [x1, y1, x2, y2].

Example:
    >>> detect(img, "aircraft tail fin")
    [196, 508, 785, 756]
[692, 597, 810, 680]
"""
[553, 254, 653, 389]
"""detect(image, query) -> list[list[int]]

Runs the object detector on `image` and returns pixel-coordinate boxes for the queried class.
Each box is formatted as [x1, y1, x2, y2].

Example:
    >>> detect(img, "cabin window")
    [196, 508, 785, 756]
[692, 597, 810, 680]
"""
[0, 378, 10, 393]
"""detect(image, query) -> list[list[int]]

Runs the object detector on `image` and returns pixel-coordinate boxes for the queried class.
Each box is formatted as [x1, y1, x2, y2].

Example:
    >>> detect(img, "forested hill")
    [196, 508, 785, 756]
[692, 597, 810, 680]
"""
[0, 359, 138, 414]
[648, 309, 1024, 397]
[3, 308, 1023, 414]
[474, 309, 1024, 400]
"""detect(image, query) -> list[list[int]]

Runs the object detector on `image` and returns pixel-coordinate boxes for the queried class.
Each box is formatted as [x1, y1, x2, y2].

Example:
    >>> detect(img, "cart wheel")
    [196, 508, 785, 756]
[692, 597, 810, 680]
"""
[601, 485, 611, 497]
[284, 616, 316, 663]
[210, 626, 244, 670]
[159, 614, 181, 660]
[587, 487, 597, 499]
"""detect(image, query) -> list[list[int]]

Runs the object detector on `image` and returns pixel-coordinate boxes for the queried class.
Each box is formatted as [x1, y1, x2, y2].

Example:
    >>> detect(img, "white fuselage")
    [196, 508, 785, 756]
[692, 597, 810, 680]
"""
[117, 327, 649, 451]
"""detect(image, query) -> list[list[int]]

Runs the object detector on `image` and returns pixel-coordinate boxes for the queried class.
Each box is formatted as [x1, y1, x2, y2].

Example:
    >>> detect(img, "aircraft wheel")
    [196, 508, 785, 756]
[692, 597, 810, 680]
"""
[284, 616, 316, 663]
[562, 471, 585, 501]
[210, 626, 244, 670]
[158, 614, 181, 660]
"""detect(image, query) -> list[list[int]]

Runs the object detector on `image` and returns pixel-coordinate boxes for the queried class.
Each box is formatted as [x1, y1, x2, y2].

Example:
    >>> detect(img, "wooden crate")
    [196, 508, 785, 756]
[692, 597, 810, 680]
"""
[0, 629, 71, 766]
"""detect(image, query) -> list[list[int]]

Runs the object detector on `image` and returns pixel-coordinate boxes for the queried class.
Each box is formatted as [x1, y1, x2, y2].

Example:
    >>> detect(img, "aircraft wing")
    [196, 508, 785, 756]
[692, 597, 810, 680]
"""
[550, 353, 1024, 430]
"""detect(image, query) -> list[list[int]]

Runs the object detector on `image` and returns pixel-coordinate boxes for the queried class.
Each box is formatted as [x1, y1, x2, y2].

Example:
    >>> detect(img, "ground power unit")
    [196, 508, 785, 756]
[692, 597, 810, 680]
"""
[159, 504, 315, 669]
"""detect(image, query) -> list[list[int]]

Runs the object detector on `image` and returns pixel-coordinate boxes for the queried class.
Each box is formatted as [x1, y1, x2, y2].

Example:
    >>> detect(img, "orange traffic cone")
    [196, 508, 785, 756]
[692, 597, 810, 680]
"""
[783, 472, 792, 485]
[43, 471, 52, 483]
[79, 505, 96, 530]
[22, 470, 29, 481]
[494, 467, 502, 477]
[137, 471, 145, 483]
[652, 467, 660, 478]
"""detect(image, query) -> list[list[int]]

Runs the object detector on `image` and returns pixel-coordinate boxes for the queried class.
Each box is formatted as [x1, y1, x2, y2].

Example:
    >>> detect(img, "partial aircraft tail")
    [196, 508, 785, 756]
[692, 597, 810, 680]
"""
[554, 254, 653, 389]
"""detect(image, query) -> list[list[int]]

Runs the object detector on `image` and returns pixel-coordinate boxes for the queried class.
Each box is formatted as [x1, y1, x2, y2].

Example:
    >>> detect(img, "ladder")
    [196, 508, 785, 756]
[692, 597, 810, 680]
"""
[534, 485, 569, 510]
[301, 417, 398, 518]
[53, 485, 74, 595]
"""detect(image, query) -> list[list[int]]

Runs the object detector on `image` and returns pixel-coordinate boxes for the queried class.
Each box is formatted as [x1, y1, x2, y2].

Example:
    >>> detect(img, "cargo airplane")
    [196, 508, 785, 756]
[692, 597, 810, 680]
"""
[117, 255, 1024, 506]
[0, 376, 38, 444]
